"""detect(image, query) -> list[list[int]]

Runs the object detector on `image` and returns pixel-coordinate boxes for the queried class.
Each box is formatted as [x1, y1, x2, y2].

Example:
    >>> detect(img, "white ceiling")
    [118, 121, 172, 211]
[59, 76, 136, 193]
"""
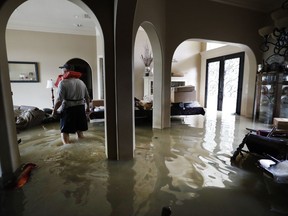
[7, 0, 97, 36]
[6, 0, 287, 36]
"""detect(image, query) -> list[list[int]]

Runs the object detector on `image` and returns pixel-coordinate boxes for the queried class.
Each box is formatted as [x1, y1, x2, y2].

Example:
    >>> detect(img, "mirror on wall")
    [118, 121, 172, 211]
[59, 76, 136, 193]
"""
[8, 61, 39, 82]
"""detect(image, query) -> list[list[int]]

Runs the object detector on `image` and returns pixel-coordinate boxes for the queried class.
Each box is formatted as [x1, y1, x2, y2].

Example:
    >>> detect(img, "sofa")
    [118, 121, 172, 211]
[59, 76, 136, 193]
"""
[89, 97, 205, 123]
[14, 105, 47, 130]
[89, 99, 152, 123]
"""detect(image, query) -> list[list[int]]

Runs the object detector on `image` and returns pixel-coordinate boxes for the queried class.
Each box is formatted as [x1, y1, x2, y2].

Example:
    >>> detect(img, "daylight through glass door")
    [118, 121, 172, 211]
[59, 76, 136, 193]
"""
[206, 52, 244, 114]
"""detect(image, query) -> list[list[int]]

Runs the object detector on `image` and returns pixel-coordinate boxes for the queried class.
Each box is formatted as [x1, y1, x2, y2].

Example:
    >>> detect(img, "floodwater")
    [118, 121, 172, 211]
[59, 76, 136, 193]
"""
[0, 111, 287, 216]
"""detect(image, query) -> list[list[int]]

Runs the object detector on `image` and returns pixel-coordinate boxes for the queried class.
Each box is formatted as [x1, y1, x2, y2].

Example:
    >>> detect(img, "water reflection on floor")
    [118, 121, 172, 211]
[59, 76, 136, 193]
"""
[1, 111, 287, 216]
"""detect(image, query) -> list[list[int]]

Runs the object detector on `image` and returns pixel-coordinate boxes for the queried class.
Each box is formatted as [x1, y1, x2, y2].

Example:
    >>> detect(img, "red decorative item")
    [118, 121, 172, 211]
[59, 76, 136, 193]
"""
[15, 163, 37, 189]
[54, 71, 82, 87]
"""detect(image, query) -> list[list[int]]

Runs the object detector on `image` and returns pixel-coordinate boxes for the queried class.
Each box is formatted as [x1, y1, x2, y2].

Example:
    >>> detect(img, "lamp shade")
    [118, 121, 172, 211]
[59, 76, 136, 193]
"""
[46, 79, 54, 88]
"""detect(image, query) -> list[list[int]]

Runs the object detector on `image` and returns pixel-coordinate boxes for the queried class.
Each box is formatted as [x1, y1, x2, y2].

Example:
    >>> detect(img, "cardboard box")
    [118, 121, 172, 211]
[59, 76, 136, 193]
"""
[273, 118, 288, 130]
[90, 100, 104, 108]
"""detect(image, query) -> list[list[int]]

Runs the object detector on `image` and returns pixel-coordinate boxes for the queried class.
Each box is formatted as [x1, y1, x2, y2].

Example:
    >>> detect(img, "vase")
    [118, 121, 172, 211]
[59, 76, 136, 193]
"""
[144, 66, 151, 76]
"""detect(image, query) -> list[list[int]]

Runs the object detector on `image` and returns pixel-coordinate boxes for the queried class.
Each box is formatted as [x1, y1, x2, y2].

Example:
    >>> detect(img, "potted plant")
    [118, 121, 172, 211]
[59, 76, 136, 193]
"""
[141, 44, 153, 76]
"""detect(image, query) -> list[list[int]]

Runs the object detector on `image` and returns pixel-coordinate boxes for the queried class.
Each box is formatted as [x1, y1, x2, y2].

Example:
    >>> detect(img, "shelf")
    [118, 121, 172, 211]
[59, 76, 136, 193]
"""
[254, 71, 288, 124]
[143, 76, 186, 97]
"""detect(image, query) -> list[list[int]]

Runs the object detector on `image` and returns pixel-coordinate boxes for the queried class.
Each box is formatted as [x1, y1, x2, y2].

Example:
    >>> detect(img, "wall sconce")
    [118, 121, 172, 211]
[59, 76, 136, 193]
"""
[46, 79, 55, 108]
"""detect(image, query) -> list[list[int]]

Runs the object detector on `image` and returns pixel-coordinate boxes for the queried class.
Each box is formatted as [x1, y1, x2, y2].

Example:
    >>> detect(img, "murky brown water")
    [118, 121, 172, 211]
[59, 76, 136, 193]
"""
[1, 111, 287, 216]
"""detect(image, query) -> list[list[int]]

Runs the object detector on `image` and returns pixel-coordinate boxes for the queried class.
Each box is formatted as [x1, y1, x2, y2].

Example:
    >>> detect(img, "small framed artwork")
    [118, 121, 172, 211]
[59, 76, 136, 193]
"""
[8, 61, 39, 82]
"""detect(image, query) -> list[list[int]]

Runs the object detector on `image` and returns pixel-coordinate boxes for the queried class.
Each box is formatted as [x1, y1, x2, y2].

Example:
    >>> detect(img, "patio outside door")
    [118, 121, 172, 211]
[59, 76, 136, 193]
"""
[205, 52, 244, 114]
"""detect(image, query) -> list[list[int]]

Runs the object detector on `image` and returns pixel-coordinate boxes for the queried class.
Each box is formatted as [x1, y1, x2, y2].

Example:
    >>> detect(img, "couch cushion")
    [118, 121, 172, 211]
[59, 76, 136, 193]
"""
[19, 105, 38, 111]
[173, 85, 195, 92]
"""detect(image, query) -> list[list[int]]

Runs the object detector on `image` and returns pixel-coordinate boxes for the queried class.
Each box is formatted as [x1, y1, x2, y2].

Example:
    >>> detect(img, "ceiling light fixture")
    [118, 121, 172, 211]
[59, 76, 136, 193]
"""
[258, 0, 288, 70]
[74, 14, 91, 19]
[83, 14, 91, 19]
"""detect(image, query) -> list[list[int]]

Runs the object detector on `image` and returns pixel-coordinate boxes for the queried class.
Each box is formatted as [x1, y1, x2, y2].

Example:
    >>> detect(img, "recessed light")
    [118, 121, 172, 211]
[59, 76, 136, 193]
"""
[73, 23, 82, 27]
[84, 14, 91, 19]
[74, 14, 91, 19]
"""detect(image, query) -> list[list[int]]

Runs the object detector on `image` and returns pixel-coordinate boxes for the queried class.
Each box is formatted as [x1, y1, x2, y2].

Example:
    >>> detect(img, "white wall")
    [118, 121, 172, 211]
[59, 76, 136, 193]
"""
[172, 40, 201, 91]
[6, 29, 256, 117]
[7, 28, 162, 108]
[6, 29, 97, 109]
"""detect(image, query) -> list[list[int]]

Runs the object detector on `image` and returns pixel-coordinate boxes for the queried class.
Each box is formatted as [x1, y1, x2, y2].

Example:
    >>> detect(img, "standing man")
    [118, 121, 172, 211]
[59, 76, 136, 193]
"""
[52, 64, 90, 145]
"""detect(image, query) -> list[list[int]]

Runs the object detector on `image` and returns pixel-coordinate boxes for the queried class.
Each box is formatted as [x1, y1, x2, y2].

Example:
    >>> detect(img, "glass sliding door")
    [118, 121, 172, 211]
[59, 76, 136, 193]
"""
[222, 57, 240, 113]
[206, 61, 220, 112]
[205, 52, 244, 114]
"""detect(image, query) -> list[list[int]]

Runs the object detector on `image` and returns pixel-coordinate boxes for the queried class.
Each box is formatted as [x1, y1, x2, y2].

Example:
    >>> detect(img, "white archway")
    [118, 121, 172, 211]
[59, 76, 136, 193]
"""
[0, 0, 105, 181]
[138, 22, 170, 129]
[171, 39, 257, 118]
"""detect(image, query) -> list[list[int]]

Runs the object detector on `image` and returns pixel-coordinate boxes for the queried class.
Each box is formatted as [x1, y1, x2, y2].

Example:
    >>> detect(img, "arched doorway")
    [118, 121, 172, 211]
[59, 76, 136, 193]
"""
[138, 22, 167, 129]
[67, 58, 93, 99]
[0, 0, 104, 182]
[171, 40, 257, 118]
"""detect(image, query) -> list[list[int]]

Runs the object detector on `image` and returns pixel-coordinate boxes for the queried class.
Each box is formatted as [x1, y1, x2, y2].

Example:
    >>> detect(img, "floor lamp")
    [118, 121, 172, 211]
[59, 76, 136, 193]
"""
[46, 79, 55, 108]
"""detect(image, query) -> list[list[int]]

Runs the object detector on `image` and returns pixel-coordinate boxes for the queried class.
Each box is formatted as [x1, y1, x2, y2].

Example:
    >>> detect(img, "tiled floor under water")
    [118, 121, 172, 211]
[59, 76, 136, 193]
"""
[1, 111, 288, 216]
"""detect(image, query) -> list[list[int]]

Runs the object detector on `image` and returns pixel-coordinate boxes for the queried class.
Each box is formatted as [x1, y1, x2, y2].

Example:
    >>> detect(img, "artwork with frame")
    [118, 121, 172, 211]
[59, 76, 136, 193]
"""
[8, 61, 39, 82]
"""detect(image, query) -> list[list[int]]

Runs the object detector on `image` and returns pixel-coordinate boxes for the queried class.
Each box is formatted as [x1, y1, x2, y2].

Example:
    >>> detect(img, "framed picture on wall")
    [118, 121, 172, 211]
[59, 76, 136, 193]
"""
[8, 61, 39, 82]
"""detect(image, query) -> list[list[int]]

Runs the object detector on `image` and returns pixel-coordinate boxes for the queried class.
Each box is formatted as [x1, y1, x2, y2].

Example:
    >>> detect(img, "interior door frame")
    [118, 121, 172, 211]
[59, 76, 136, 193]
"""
[67, 58, 93, 99]
[205, 52, 245, 114]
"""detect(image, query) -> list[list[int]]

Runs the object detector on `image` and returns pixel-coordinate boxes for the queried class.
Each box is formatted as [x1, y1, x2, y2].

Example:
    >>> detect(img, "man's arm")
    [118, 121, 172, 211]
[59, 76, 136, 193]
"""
[85, 89, 90, 113]
[52, 99, 62, 117]
[52, 81, 64, 117]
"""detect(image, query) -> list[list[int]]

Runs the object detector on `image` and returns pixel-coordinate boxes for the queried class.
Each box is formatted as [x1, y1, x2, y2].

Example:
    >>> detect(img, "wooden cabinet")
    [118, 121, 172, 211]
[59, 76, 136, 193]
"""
[143, 76, 186, 98]
[254, 71, 288, 124]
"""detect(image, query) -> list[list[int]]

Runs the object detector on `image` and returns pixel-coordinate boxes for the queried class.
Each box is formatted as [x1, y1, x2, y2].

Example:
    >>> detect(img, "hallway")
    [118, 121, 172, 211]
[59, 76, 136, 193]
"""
[0, 111, 286, 216]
